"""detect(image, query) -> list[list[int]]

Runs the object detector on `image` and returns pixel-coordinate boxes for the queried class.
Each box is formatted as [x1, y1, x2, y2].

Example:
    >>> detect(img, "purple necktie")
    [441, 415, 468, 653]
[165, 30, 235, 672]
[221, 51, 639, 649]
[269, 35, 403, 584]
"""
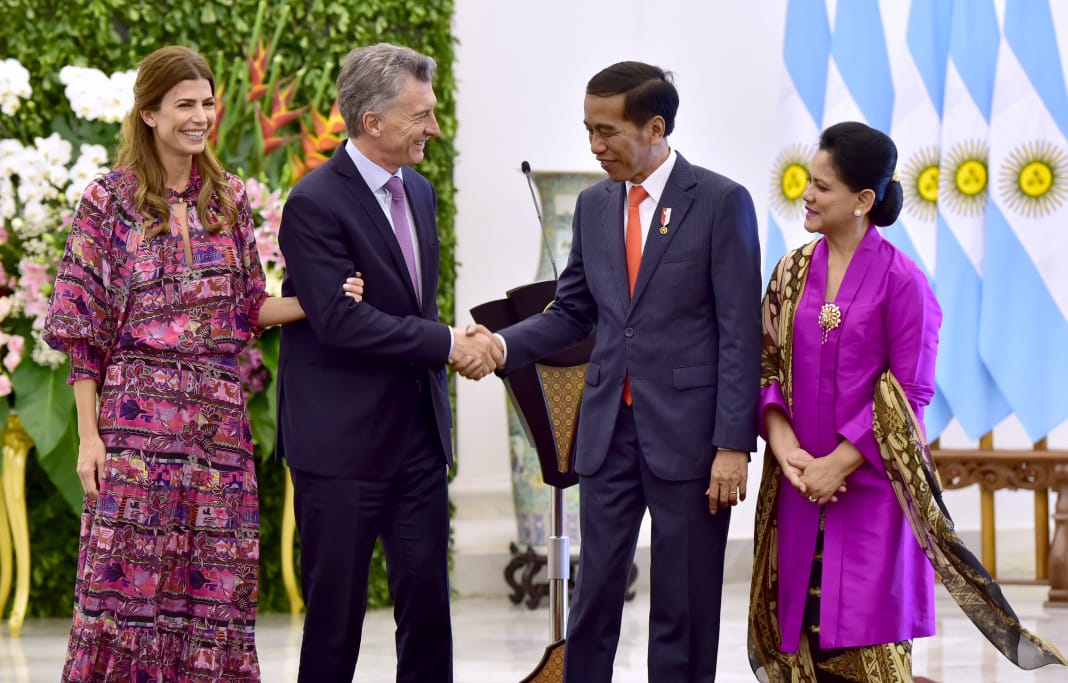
[385, 176, 420, 306]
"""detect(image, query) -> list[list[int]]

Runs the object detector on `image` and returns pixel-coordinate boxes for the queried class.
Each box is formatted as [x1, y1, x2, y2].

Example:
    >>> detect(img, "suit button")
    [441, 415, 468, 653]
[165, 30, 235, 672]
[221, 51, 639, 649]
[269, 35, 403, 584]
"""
[624, 327, 635, 337]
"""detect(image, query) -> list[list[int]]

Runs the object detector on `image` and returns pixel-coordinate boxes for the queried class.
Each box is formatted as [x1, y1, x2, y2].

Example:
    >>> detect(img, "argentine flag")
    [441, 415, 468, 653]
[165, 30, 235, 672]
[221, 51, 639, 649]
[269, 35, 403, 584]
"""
[823, 0, 893, 132]
[934, 0, 1011, 440]
[765, 0, 831, 282]
[979, 0, 1068, 440]
[823, 0, 953, 436]
[885, 0, 954, 437]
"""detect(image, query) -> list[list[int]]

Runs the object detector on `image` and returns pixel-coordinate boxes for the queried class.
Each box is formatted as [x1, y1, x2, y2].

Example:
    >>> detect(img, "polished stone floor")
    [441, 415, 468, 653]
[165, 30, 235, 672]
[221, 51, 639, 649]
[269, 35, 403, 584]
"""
[2, 583, 1066, 682]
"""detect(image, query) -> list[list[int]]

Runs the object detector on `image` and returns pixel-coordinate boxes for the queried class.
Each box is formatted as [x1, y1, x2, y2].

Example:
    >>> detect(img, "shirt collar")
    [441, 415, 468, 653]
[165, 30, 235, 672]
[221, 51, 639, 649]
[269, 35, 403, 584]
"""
[345, 139, 403, 192]
[625, 148, 677, 204]
[166, 160, 202, 204]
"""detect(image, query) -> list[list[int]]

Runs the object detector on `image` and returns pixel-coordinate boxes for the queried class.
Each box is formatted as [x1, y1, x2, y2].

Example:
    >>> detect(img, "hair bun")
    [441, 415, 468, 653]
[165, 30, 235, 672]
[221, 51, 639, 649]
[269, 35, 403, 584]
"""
[870, 178, 903, 227]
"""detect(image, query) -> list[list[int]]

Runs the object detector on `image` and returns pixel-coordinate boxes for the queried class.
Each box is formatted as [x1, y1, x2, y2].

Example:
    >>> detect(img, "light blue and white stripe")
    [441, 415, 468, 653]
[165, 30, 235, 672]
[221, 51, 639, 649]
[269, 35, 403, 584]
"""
[823, 0, 894, 131]
[886, 0, 954, 437]
[933, 0, 1011, 440]
[979, 0, 1068, 440]
[764, 0, 831, 283]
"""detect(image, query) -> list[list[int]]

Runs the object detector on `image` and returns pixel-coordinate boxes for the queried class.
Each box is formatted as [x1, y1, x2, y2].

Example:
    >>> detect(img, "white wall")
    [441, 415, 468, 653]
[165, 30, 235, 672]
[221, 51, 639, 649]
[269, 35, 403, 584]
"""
[449, 0, 1068, 544]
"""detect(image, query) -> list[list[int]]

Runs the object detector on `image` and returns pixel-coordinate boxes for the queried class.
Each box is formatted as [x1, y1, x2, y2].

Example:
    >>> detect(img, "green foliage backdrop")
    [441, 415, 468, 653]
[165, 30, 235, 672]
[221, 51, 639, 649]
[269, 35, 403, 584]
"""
[1, 0, 454, 616]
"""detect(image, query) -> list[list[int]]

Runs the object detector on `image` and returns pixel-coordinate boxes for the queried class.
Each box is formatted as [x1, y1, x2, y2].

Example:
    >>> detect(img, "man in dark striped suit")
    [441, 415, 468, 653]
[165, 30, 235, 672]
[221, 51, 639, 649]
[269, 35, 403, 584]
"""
[495, 61, 762, 681]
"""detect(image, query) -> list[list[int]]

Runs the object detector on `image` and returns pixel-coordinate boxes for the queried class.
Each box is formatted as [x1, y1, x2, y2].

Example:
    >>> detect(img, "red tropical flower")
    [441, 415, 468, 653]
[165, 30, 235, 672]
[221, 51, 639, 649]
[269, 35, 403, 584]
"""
[313, 101, 347, 137]
[247, 41, 269, 103]
[289, 153, 307, 181]
[208, 82, 225, 148]
[257, 78, 307, 156]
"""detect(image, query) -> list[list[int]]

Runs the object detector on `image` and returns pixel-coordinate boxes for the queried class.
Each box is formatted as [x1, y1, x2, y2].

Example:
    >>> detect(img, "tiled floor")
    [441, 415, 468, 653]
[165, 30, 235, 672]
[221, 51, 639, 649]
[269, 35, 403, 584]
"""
[2, 583, 1066, 682]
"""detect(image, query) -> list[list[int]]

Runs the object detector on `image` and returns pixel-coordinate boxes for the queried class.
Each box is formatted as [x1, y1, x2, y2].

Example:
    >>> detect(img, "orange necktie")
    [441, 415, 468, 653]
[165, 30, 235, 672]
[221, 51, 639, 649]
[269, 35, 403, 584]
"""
[625, 185, 648, 295]
[623, 185, 647, 405]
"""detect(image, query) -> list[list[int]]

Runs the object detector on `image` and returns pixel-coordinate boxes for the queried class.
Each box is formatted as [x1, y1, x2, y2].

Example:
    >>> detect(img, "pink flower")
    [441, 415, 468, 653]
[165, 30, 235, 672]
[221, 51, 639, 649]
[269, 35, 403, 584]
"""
[16, 259, 49, 290]
[245, 177, 274, 211]
[255, 226, 284, 269]
[3, 334, 23, 372]
[0, 374, 11, 397]
[15, 259, 51, 329]
[261, 204, 282, 231]
[245, 178, 264, 208]
[237, 345, 268, 395]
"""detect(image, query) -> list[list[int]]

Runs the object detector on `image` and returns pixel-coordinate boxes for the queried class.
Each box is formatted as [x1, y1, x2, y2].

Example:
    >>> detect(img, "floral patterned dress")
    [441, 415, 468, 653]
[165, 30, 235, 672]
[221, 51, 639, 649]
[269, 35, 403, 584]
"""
[43, 165, 268, 682]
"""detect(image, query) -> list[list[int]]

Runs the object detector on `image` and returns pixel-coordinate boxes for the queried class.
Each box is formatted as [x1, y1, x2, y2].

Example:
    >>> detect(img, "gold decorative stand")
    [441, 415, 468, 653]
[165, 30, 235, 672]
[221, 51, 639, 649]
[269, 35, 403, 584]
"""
[280, 464, 304, 614]
[0, 414, 33, 636]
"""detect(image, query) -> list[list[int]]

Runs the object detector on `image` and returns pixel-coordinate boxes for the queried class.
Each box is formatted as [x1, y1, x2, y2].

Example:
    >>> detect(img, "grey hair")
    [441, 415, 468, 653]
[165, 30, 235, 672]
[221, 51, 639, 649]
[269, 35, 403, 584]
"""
[336, 43, 437, 138]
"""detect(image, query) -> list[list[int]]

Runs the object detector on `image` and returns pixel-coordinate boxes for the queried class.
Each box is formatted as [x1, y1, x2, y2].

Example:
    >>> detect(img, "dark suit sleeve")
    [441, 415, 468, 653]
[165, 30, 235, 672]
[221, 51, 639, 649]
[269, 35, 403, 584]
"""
[279, 189, 452, 367]
[499, 197, 597, 371]
[708, 183, 762, 452]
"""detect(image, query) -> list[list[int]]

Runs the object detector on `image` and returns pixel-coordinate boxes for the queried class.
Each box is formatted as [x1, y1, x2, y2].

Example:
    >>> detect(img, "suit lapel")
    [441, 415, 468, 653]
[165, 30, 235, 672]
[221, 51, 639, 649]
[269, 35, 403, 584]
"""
[332, 148, 421, 309]
[600, 183, 632, 315]
[630, 155, 696, 307]
[408, 178, 436, 314]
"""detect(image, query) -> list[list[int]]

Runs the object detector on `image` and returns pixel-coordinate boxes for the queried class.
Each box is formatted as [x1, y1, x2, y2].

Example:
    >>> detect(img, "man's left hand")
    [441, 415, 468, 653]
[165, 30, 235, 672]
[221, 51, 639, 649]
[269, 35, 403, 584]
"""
[707, 449, 748, 515]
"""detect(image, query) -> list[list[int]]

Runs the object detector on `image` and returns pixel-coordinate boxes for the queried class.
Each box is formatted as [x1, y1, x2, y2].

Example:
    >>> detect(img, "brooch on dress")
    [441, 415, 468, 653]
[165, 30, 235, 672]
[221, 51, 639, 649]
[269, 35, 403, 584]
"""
[818, 303, 841, 344]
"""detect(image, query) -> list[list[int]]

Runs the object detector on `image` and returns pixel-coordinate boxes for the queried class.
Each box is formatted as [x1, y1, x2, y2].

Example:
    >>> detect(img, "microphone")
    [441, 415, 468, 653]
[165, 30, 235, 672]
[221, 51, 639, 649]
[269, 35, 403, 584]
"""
[521, 160, 559, 280]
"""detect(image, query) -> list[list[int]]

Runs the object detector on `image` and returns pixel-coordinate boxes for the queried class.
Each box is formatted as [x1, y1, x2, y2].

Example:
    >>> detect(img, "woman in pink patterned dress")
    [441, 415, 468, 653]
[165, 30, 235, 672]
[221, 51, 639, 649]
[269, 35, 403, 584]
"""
[43, 46, 361, 682]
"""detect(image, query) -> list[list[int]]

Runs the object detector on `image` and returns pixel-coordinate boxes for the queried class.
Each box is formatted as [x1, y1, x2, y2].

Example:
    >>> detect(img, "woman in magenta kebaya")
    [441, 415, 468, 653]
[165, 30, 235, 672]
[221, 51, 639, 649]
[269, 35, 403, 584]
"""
[749, 121, 1065, 682]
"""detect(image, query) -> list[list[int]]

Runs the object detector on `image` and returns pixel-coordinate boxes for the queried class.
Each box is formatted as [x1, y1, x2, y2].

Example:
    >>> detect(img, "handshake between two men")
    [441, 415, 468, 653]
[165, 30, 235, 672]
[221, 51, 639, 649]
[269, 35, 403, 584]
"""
[449, 324, 503, 380]
[339, 275, 502, 380]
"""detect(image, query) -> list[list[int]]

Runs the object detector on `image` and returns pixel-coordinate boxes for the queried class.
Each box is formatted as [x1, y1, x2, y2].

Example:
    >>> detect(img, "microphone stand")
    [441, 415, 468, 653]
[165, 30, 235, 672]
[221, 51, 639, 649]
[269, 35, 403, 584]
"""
[521, 160, 559, 280]
[468, 162, 593, 682]
[520, 161, 569, 649]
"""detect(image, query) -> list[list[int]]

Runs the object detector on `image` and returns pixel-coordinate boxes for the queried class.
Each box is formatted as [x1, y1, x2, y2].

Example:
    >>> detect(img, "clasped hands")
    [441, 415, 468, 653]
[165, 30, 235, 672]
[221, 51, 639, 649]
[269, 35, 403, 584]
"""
[449, 324, 503, 380]
[780, 443, 858, 505]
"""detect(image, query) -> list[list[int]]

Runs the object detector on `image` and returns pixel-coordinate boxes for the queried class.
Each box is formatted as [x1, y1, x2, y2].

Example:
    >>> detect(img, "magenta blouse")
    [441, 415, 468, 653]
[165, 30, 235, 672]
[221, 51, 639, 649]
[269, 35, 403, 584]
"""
[760, 226, 942, 651]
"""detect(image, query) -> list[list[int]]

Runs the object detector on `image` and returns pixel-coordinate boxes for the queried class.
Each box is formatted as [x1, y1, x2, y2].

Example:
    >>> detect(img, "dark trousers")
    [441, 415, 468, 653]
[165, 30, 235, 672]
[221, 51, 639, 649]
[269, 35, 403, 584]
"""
[563, 403, 731, 683]
[291, 434, 452, 683]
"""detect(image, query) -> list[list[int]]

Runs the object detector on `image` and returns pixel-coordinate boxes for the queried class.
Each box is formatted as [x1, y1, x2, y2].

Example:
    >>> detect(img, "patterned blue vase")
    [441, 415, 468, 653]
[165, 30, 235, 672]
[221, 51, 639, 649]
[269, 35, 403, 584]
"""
[508, 170, 602, 548]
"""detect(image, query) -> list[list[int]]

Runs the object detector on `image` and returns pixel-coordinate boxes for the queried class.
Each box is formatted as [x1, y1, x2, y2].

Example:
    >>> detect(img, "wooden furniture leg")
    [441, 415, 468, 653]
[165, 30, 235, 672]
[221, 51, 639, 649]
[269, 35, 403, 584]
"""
[1047, 464, 1068, 607]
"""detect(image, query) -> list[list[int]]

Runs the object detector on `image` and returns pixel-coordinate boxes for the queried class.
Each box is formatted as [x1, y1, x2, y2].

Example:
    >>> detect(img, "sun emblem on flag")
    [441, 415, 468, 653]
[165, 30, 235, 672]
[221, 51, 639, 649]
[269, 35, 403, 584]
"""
[769, 143, 815, 221]
[997, 140, 1068, 218]
[901, 146, 940, 222]
[940, 140, 989, 216]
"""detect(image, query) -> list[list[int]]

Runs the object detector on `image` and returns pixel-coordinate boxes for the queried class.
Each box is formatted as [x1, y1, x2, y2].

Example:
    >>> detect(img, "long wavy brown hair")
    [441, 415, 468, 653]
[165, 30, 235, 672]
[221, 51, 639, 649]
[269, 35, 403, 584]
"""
[116, 45, 236, 238]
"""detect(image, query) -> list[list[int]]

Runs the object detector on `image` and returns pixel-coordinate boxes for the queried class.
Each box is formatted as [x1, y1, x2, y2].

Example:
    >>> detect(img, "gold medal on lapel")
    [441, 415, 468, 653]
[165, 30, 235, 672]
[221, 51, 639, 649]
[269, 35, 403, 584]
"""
[659, 207, 671, 235]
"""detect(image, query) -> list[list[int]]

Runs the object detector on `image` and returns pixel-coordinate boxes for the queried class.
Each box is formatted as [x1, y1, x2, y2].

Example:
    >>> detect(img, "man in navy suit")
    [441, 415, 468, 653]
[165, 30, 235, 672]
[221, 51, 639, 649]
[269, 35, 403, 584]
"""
[494, 62, 762, 681]
[276, 43, 499, 682]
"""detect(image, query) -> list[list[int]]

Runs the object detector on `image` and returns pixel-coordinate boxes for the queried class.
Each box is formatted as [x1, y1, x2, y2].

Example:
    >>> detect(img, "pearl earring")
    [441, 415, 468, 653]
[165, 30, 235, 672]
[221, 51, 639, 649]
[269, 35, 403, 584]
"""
[853, 208, 862, 217]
